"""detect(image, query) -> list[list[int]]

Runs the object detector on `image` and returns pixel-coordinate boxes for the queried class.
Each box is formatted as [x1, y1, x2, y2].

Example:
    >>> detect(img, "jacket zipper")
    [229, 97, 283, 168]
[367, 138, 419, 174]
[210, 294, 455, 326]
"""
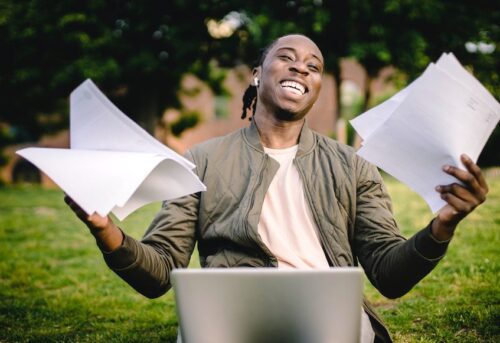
[296, 158, 390, 340]
[245, 154, 277, 266]
[294, 158, 341, 268]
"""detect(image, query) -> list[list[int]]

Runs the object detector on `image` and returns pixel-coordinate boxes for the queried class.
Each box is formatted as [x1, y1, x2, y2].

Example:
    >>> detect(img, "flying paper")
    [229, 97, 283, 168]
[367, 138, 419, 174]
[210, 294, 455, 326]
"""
[350, 53, 499, 213]
[17, 79, 206, 220]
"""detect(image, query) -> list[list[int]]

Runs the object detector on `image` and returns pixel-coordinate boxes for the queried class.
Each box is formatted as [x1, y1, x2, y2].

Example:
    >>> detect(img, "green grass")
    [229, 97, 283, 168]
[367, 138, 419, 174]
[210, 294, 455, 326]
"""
[0, 173, 498, 342]
[367, 172, 500, 342]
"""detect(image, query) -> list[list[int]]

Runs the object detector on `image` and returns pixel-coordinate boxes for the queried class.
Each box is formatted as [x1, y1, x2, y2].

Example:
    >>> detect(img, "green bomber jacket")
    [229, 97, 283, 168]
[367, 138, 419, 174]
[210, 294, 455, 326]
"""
[102, 121, 450, 342]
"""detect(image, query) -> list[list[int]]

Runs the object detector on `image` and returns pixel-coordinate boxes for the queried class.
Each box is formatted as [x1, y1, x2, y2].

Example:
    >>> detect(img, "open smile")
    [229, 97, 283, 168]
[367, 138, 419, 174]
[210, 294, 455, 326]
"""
[280, 79, 308, 96]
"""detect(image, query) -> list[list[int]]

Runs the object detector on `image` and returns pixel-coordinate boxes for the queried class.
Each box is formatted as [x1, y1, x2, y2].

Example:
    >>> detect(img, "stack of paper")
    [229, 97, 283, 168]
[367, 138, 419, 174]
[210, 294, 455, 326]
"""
[17, 79, 206, 220]
[351, 53, 499, 213]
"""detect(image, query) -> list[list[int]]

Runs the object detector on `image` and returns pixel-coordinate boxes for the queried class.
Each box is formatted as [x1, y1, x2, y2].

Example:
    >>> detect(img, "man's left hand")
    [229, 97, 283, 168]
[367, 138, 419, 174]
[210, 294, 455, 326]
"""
[432, 154, 488, 241]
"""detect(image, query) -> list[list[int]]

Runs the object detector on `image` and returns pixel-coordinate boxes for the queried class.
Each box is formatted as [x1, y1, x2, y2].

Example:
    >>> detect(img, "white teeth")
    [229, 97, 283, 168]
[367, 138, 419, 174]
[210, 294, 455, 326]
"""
[280, 80, 306, 95]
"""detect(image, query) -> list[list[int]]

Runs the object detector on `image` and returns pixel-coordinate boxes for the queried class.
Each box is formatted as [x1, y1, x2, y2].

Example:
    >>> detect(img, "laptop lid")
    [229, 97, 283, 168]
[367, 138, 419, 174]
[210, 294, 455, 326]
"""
[172, 267, 363, 343]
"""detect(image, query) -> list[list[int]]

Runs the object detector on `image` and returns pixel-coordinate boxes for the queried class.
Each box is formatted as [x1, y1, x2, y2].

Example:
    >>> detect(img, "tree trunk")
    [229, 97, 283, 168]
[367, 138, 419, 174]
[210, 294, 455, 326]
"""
[352, 73, 374, 150]
[115, 84, 162, 135]
[332, 59, 342, 121]
[136, 87, 160, 134]
[361, 74, 372, 113]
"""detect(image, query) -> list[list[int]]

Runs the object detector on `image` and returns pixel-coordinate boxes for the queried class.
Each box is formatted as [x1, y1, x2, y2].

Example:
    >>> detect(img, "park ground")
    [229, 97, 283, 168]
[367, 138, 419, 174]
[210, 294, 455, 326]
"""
[0, 171, 499, 342]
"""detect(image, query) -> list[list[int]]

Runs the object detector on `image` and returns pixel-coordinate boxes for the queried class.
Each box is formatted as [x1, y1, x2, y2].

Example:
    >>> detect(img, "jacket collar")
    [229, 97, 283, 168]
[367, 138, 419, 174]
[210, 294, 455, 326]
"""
[243, 118, 316, 156]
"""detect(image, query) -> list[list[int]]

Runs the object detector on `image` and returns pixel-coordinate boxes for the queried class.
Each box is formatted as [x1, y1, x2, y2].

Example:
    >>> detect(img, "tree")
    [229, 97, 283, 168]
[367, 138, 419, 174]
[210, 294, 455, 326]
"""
[196, 0, 499, 154]
[201, 0, 348, 127]
[0, 0, 228, 147]
[364, 0, 500, 166]
[1, 1, 497, 165]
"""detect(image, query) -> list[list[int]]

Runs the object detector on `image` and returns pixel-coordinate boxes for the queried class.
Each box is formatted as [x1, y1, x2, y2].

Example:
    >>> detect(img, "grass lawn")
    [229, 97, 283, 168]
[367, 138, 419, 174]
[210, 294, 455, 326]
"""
[0, 173, 498, 342]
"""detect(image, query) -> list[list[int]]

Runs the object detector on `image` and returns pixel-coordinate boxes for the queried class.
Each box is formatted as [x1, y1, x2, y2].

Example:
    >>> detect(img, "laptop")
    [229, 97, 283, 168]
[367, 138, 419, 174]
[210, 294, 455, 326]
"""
[171, 267, 363, 343]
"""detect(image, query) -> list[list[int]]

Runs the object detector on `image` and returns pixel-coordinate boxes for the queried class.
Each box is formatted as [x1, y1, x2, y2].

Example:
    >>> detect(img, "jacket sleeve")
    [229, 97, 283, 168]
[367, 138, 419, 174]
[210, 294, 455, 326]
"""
[352, 157, 450, 299]
[100, 151, 201, 299]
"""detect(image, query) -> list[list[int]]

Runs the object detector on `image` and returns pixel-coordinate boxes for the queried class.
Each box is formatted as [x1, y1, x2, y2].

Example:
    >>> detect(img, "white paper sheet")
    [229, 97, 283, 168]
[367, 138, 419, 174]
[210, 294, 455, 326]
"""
[351, 53, 500, 142]
[16, 80, 206, 220]
[350, 53, 500, 213]
[349, 80, 417, 141]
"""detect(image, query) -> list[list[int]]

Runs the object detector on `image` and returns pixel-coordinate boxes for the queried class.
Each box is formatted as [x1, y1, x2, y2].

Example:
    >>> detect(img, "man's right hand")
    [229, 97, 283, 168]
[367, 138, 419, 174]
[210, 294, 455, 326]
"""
[64, 195, 124, 252]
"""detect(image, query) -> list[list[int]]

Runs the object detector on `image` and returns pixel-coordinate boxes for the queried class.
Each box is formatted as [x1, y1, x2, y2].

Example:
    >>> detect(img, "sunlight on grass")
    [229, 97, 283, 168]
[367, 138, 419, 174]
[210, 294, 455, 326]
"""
[0, 173, 498, 342]
[365, 174, 500, 342]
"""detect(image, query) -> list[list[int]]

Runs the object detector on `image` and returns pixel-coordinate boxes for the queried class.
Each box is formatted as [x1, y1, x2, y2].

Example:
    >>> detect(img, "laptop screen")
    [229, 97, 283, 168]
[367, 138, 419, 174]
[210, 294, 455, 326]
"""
[172, 268, 363, 343]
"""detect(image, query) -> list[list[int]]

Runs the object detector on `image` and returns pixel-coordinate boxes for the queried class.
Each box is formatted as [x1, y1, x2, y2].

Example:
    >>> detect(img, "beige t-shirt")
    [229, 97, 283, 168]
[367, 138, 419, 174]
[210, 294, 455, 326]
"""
[258, 145, 375, 343]
[258, 145, 329, 269]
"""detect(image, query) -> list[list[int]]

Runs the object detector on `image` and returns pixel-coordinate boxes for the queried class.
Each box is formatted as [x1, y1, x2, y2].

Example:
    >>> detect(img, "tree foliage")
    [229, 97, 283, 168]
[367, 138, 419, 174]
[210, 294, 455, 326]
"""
[0, 0, 224, 144]
[208, 0, 498, 116]
[223, 0, 499, 165]
[0, 0, 498, 166]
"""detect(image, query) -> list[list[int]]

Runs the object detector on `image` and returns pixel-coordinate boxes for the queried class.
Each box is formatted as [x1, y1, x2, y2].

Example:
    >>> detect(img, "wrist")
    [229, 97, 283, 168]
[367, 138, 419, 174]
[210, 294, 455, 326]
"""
[431, 217, 456, 242]
[91, 222, 124, 252]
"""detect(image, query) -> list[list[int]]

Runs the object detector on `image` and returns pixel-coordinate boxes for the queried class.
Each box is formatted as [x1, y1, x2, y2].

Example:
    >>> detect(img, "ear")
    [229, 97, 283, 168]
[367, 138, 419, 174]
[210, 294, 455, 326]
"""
[252, 66, 261, 80]
[252, 67, 261, 87]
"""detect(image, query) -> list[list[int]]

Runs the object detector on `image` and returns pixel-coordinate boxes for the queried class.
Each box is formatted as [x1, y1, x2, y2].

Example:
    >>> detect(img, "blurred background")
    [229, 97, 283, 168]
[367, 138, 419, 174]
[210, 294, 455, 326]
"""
[1, 2, 499, 342]
[0, 0, 498, 185]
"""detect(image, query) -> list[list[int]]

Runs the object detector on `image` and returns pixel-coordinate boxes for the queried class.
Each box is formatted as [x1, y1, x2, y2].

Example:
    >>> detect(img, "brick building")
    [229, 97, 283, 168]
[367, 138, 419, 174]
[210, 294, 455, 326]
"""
[2, 59, 393, 186]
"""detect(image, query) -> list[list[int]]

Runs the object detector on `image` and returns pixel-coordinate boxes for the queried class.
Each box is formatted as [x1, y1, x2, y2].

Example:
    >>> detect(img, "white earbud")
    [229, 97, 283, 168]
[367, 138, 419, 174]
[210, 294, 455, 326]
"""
[254, 77, 259, 87]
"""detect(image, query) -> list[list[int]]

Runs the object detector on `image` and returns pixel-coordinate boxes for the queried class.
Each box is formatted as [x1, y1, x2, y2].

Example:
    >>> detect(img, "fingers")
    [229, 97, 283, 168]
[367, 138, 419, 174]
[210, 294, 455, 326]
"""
[436, 183, 478, 205]
[440, 155, 488, 204]
[64, 194, 81, 213]
[436, 155, 489, 224]
[438, 190, 476, 216]
[63, 194, 112, 233]
[441, 164, 480, 195]
[460, 154, 489, 194]
[63, 194, 91, 222]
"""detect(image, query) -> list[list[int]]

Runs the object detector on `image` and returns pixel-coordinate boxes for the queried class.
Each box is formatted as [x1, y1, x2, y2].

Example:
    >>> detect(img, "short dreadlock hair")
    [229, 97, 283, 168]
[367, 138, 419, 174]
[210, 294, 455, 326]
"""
[240, 38, 279, 120]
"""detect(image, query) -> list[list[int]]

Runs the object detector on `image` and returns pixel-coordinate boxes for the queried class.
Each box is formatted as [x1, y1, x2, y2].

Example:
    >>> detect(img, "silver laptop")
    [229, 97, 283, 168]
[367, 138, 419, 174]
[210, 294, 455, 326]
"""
[172, 267, 363, 343]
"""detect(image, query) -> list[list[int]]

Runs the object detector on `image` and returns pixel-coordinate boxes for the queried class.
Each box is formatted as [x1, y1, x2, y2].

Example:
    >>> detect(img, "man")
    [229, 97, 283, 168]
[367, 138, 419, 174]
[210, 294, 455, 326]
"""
[66, 34, 488, 342]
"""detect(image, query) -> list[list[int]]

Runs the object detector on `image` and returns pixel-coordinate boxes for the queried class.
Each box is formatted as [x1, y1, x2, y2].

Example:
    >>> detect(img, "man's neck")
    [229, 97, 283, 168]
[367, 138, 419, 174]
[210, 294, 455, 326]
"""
[253, 113, 304, 149]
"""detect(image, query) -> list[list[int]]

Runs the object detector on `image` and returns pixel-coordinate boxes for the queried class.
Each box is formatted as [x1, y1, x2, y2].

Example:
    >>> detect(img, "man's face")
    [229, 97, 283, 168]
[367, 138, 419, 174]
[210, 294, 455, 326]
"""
[256, 35, 324, 121]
